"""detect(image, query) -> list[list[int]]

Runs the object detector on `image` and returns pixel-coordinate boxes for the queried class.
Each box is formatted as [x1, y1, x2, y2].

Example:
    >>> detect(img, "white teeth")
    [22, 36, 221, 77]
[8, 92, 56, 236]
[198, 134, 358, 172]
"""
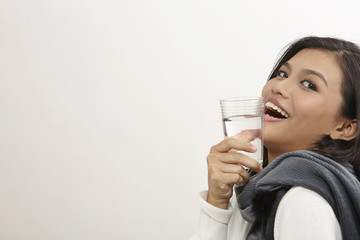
[265, 102, 289, 118]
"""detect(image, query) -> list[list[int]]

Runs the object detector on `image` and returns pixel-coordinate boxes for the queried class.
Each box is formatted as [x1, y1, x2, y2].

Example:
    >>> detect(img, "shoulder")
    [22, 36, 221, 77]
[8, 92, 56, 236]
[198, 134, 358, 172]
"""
[274, 186, 342, 240]
[279, 186, 331, 210]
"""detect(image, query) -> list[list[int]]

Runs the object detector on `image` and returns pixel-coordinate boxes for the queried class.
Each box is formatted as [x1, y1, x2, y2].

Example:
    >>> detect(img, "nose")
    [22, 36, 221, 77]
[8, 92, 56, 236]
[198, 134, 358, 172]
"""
[270, 78, 291, 98]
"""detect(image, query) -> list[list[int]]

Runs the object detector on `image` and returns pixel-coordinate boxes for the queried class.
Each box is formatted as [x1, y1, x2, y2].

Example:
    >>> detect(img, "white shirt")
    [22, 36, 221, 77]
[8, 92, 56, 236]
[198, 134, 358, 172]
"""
[189, 186, 342, 240]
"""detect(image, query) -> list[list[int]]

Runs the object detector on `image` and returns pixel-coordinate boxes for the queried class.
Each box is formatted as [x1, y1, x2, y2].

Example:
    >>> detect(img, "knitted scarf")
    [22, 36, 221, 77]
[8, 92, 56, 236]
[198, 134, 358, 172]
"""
[235, 150, 360, 240]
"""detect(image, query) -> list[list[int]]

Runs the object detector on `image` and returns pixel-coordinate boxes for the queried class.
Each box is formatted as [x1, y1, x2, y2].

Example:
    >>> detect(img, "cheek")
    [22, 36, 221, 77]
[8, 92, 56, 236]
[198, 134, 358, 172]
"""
[294, 98, 337, 125]
[294, 98, 320, 120]
[295, 100, 314, 119]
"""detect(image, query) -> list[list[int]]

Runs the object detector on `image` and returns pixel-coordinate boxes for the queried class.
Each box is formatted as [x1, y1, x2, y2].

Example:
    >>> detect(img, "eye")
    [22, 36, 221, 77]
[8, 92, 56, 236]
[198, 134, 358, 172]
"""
[300, 80, 318, 91]
[277, 70, 288, 78]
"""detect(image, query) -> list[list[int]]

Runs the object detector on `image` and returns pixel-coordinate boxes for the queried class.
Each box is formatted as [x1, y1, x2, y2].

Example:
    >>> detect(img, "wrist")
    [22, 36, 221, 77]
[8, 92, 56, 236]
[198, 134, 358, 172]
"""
[206, 193, 230, 209]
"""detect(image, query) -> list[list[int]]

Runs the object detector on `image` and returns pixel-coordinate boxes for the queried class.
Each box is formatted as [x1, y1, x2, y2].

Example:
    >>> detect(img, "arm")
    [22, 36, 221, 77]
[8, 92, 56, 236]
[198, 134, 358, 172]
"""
[189, 191, 252, 240]
[274, 186, 342, 240]
[188, 191, 233, 240]
[190, 131, 262, 240]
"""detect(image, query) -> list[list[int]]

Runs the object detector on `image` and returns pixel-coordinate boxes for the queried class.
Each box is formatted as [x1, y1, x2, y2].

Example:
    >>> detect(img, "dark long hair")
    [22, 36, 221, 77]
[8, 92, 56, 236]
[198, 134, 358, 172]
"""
[266, 36, 360, 178]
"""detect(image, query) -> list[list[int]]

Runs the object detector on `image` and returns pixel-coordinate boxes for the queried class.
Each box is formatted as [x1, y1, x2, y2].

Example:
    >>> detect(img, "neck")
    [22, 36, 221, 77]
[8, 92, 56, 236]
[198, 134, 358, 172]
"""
[267, 151, 281, 164]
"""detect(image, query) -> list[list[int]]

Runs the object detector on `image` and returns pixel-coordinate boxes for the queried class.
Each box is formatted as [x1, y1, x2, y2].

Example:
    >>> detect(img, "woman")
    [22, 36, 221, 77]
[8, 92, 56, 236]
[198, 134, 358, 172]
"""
[190, 36, 360, 240]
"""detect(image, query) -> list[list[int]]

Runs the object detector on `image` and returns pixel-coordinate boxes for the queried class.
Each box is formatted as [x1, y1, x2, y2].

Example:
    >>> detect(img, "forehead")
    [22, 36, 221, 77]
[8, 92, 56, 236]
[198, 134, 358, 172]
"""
[289, 48, 338, 72]
[288, 48, 344, 84]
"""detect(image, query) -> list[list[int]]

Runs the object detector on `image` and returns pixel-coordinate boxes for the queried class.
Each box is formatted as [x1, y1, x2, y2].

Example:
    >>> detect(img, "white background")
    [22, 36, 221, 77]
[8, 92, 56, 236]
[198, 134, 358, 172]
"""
[1, 0, 360, 239]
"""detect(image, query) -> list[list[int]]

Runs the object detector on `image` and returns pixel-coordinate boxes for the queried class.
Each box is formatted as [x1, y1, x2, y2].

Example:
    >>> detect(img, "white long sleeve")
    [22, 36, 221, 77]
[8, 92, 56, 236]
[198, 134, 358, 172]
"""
[189, 187, 341, 240]
[274, 186, 342, 240]
[188, 191, 251, 240]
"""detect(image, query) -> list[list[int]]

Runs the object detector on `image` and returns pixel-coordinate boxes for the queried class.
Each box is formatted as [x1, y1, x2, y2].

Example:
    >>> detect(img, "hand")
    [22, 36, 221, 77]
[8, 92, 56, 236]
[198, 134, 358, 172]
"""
[206, 131, 263, 209]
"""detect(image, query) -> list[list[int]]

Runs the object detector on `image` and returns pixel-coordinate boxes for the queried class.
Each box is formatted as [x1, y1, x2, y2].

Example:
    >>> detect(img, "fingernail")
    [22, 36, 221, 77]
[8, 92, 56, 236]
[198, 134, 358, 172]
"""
[258, 166, 263, 172]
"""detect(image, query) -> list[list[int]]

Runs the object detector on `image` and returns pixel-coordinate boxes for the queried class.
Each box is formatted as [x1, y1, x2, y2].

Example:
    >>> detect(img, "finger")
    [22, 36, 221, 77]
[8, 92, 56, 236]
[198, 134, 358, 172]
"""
[217, 164, 251, 185]
[210, 135, 256, 153]
[222, 172, 249, 186]
[209, 171, 246, 187]
[236, 129, 263, 139]
[208, 152, 262, 171]
[236, 170, 250, 185]
[215, 162, 245, 174]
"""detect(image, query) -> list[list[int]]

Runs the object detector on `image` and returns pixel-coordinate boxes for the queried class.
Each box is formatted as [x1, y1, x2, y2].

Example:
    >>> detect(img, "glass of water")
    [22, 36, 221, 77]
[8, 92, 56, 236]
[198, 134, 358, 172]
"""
[220, 97, 264, 165]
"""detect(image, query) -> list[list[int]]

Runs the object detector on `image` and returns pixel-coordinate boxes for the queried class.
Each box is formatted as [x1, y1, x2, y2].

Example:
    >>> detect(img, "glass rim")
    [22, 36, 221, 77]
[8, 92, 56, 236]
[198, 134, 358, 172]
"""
[220, 97, 263, 102]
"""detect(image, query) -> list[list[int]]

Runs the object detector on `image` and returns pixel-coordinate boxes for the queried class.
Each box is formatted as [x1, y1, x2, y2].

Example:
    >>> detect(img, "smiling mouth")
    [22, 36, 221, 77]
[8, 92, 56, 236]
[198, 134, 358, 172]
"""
[265, 102, 289, 119]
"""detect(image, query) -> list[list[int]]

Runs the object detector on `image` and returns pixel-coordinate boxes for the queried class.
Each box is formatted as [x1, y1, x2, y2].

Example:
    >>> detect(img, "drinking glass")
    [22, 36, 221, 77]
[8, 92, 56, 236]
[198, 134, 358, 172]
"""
[220, 97, 264, 164]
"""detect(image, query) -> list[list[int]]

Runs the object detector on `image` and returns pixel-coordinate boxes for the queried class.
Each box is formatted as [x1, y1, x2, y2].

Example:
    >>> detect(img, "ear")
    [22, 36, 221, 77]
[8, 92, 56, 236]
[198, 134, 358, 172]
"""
[329, 119, 358, 141]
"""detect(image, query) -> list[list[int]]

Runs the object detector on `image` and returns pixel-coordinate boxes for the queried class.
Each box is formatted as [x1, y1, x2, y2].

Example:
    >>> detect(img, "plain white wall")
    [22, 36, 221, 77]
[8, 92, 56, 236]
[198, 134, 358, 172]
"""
[1, 0, 360, 239]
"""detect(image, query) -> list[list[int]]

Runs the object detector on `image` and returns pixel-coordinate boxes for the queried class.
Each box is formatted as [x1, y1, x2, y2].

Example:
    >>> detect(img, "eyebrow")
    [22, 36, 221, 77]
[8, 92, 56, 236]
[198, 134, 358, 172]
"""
[282, 62, 328, 87]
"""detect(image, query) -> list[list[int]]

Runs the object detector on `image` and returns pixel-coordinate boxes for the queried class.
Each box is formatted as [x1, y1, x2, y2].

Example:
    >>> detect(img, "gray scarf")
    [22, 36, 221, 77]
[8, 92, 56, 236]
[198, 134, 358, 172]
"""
[235, 150, 360, 239]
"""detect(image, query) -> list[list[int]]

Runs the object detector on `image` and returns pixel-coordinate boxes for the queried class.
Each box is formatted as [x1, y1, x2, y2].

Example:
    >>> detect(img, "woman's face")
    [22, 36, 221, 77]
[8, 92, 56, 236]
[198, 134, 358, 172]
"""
[261, 48, 346, 161]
